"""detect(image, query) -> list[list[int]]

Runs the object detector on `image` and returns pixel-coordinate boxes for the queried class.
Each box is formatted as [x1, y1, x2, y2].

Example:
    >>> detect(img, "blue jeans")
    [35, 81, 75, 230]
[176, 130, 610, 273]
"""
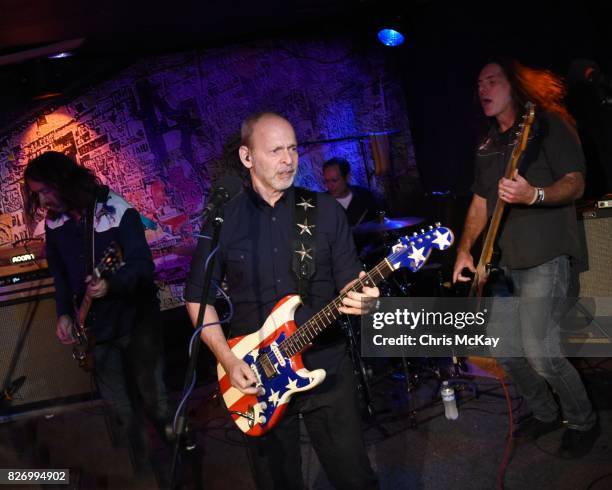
[496, 255, 595, 430]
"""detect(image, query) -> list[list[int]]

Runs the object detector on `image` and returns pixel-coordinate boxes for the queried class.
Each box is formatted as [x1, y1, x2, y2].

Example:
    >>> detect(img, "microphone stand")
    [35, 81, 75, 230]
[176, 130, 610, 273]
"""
[169, 207, 225, 490]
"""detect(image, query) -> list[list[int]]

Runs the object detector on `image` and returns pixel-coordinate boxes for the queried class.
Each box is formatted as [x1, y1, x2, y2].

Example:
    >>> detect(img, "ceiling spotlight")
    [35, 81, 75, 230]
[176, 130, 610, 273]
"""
[48, 51, 74, 60]
[0, 38, 84, 67]
[377, 28, 405, 47]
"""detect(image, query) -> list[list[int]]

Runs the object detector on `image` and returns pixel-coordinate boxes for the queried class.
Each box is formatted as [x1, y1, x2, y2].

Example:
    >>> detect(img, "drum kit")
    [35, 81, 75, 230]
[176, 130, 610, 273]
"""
[346, 213, 450, 421]
[352, 213, 444, 298]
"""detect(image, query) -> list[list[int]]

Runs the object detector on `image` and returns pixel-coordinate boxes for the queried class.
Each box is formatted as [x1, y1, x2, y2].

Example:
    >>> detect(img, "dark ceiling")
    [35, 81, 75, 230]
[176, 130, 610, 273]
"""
[0, 0, 609, 134]
[0, 0, 375, 131]
[2, 0, 611, 196]
[0, 0, 376, 56]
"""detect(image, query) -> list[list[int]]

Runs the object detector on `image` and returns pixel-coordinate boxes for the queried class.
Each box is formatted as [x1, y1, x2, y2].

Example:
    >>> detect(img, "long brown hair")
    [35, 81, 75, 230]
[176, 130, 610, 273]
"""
[24, 151, 99, 220]
[490, 57, 574, 125]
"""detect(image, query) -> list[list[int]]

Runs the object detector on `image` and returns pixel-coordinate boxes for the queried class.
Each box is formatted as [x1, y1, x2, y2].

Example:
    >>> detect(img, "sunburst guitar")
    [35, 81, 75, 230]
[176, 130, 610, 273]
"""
[218, 223, 454, 436]
[71, 242, 123, 371]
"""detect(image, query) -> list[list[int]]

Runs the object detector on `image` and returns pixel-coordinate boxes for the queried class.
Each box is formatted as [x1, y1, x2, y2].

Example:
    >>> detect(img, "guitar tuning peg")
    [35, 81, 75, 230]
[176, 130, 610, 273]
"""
[428, 225, 433, 230]
[412, 232, 417, 237]
[420, 228, 424, 233]
[434, 222, 441, 227]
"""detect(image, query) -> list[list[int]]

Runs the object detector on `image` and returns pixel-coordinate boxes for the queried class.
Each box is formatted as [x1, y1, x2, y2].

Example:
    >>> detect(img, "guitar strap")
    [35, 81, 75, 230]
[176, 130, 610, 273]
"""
[85, 185, 110, 273]
[292, 187, 317, 300]
[83, 195, 96, 278]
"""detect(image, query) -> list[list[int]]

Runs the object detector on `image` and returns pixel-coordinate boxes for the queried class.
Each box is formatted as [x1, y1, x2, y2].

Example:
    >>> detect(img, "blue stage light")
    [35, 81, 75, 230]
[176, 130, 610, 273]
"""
[48, 52, 74, 59]
[377, 28, 405, 47]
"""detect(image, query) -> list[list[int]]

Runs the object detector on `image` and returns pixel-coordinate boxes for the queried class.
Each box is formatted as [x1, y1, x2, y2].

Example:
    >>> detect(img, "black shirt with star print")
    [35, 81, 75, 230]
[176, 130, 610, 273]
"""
[185, 185, 362, 346]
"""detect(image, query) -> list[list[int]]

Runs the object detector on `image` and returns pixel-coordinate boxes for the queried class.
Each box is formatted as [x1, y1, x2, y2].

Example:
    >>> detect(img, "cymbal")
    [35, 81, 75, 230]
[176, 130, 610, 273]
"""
[352, 216, 425, 235]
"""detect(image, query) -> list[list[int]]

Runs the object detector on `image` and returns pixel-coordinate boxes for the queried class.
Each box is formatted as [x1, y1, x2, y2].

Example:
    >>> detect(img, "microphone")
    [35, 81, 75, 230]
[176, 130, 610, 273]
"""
[202, 174, 243, 222]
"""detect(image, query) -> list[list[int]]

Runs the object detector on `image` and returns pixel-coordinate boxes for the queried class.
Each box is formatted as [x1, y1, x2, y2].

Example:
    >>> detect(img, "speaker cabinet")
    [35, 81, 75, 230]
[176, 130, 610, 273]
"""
[578, 212, 612, 297]
[0, 294, 92, 412]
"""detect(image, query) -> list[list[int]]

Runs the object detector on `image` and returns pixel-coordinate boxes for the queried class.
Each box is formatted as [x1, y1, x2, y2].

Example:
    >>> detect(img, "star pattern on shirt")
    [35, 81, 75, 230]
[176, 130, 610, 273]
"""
[296, 197, 315, 210]
[297, 219, 315, 236]
[432, 230, 452, 249]
[294, 243, 313, 262]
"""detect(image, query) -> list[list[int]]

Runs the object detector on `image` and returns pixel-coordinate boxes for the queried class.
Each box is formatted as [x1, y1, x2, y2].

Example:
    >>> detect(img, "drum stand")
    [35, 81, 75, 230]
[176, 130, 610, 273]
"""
[340, 315, 389, 437]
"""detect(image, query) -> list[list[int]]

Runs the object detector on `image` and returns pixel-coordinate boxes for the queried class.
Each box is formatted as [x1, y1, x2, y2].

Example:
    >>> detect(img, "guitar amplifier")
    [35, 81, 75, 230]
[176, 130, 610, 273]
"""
[577, 208, 612, 297]
[0, 281, 92, 414]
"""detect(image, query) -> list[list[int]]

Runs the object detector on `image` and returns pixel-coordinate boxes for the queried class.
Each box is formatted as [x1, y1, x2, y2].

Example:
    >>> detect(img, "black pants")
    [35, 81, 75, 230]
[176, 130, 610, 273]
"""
[245, 342, 378, 490]
[93, 320, 171, 468]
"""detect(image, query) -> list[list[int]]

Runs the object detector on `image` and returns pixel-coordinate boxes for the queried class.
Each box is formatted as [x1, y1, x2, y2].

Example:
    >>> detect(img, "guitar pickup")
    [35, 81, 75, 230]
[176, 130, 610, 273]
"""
[259, 354, 278, 379]
[270, 343, 286, 368]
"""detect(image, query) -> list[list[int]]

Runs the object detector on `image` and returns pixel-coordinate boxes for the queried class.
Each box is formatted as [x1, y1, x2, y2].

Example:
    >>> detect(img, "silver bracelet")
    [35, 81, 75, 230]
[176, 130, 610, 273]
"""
[535, 187, 545, 205]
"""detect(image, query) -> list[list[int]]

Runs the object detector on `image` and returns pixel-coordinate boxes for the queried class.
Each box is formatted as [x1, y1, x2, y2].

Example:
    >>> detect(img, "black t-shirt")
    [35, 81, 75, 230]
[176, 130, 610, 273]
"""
[184, 186, 362, 344]
[471, 111, 586, 269]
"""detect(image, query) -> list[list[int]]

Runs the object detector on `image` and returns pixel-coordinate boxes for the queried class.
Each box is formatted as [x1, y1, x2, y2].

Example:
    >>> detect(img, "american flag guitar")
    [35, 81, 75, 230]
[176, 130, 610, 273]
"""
[218, 224, 454, 436]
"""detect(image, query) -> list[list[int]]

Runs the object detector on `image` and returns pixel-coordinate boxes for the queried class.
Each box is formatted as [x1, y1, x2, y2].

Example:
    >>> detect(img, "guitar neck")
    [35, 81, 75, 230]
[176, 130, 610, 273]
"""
[77, 294, 94, 328]
[477, 198, 507, 270]
[282, 259, 395, 357]
[76, 269, 100, 329]
[470, 123, 528, 297]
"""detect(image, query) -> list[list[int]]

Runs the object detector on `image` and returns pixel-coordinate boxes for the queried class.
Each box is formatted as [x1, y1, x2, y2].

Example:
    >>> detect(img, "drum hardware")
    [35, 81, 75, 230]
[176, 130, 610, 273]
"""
[352, 215, 425, 235]
[351, 223, 469, 427]
[339, 315, 375, 415]
[339, 315, 390, 436]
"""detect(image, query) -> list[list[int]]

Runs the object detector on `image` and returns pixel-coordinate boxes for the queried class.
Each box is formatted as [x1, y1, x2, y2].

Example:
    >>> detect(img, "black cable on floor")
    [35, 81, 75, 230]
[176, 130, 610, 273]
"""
[586, 473, 612, 490]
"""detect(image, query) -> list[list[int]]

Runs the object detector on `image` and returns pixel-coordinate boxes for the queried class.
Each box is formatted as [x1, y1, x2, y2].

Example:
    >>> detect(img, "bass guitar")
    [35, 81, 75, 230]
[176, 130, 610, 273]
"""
[218, 224, 454, 436]
[469, 102, 536, 297]
[72, 242, 123, 371]
[463, 102, 536, 379]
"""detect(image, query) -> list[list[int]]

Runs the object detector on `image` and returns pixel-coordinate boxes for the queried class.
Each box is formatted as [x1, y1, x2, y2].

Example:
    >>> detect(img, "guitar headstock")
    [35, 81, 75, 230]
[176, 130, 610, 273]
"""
[515, 101, 536, 152]
[388, 224, 454, 273]
[95, 242, 124, 278]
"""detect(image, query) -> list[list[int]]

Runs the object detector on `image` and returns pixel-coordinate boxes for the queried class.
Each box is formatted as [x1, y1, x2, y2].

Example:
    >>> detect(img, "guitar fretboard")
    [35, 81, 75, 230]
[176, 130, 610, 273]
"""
[281, 257, 394, 357]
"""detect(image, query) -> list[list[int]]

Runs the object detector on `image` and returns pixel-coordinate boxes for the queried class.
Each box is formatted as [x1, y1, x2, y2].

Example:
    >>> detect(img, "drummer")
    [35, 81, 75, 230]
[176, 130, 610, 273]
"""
[322, 157, 384, 227]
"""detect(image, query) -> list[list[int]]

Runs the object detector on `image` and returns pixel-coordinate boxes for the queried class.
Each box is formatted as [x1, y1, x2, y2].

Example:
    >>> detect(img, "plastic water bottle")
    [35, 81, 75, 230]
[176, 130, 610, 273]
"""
[441, 381, 458, 420]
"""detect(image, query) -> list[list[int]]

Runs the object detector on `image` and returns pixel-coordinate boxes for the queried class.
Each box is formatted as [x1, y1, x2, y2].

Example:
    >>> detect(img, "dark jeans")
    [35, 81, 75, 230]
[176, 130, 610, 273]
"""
[93, 320, 171, 465]
[496, 256, 595, 430]
[245, 342, 378, 490]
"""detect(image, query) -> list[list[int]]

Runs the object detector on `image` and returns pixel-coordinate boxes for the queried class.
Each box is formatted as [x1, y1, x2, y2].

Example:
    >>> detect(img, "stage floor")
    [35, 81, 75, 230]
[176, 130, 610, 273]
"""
[1, 360, 611, 489]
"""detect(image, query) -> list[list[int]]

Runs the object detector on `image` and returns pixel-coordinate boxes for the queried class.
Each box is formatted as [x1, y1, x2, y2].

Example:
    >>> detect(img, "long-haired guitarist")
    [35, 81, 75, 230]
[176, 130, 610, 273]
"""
[24, 151, 172, 474]
[452, 59, 598, 457]
[185, 112, 380, 489]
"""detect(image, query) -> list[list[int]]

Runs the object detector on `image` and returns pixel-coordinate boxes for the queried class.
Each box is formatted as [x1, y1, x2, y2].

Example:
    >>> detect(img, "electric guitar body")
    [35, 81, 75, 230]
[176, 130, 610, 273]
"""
[218, 224, 455, 436]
